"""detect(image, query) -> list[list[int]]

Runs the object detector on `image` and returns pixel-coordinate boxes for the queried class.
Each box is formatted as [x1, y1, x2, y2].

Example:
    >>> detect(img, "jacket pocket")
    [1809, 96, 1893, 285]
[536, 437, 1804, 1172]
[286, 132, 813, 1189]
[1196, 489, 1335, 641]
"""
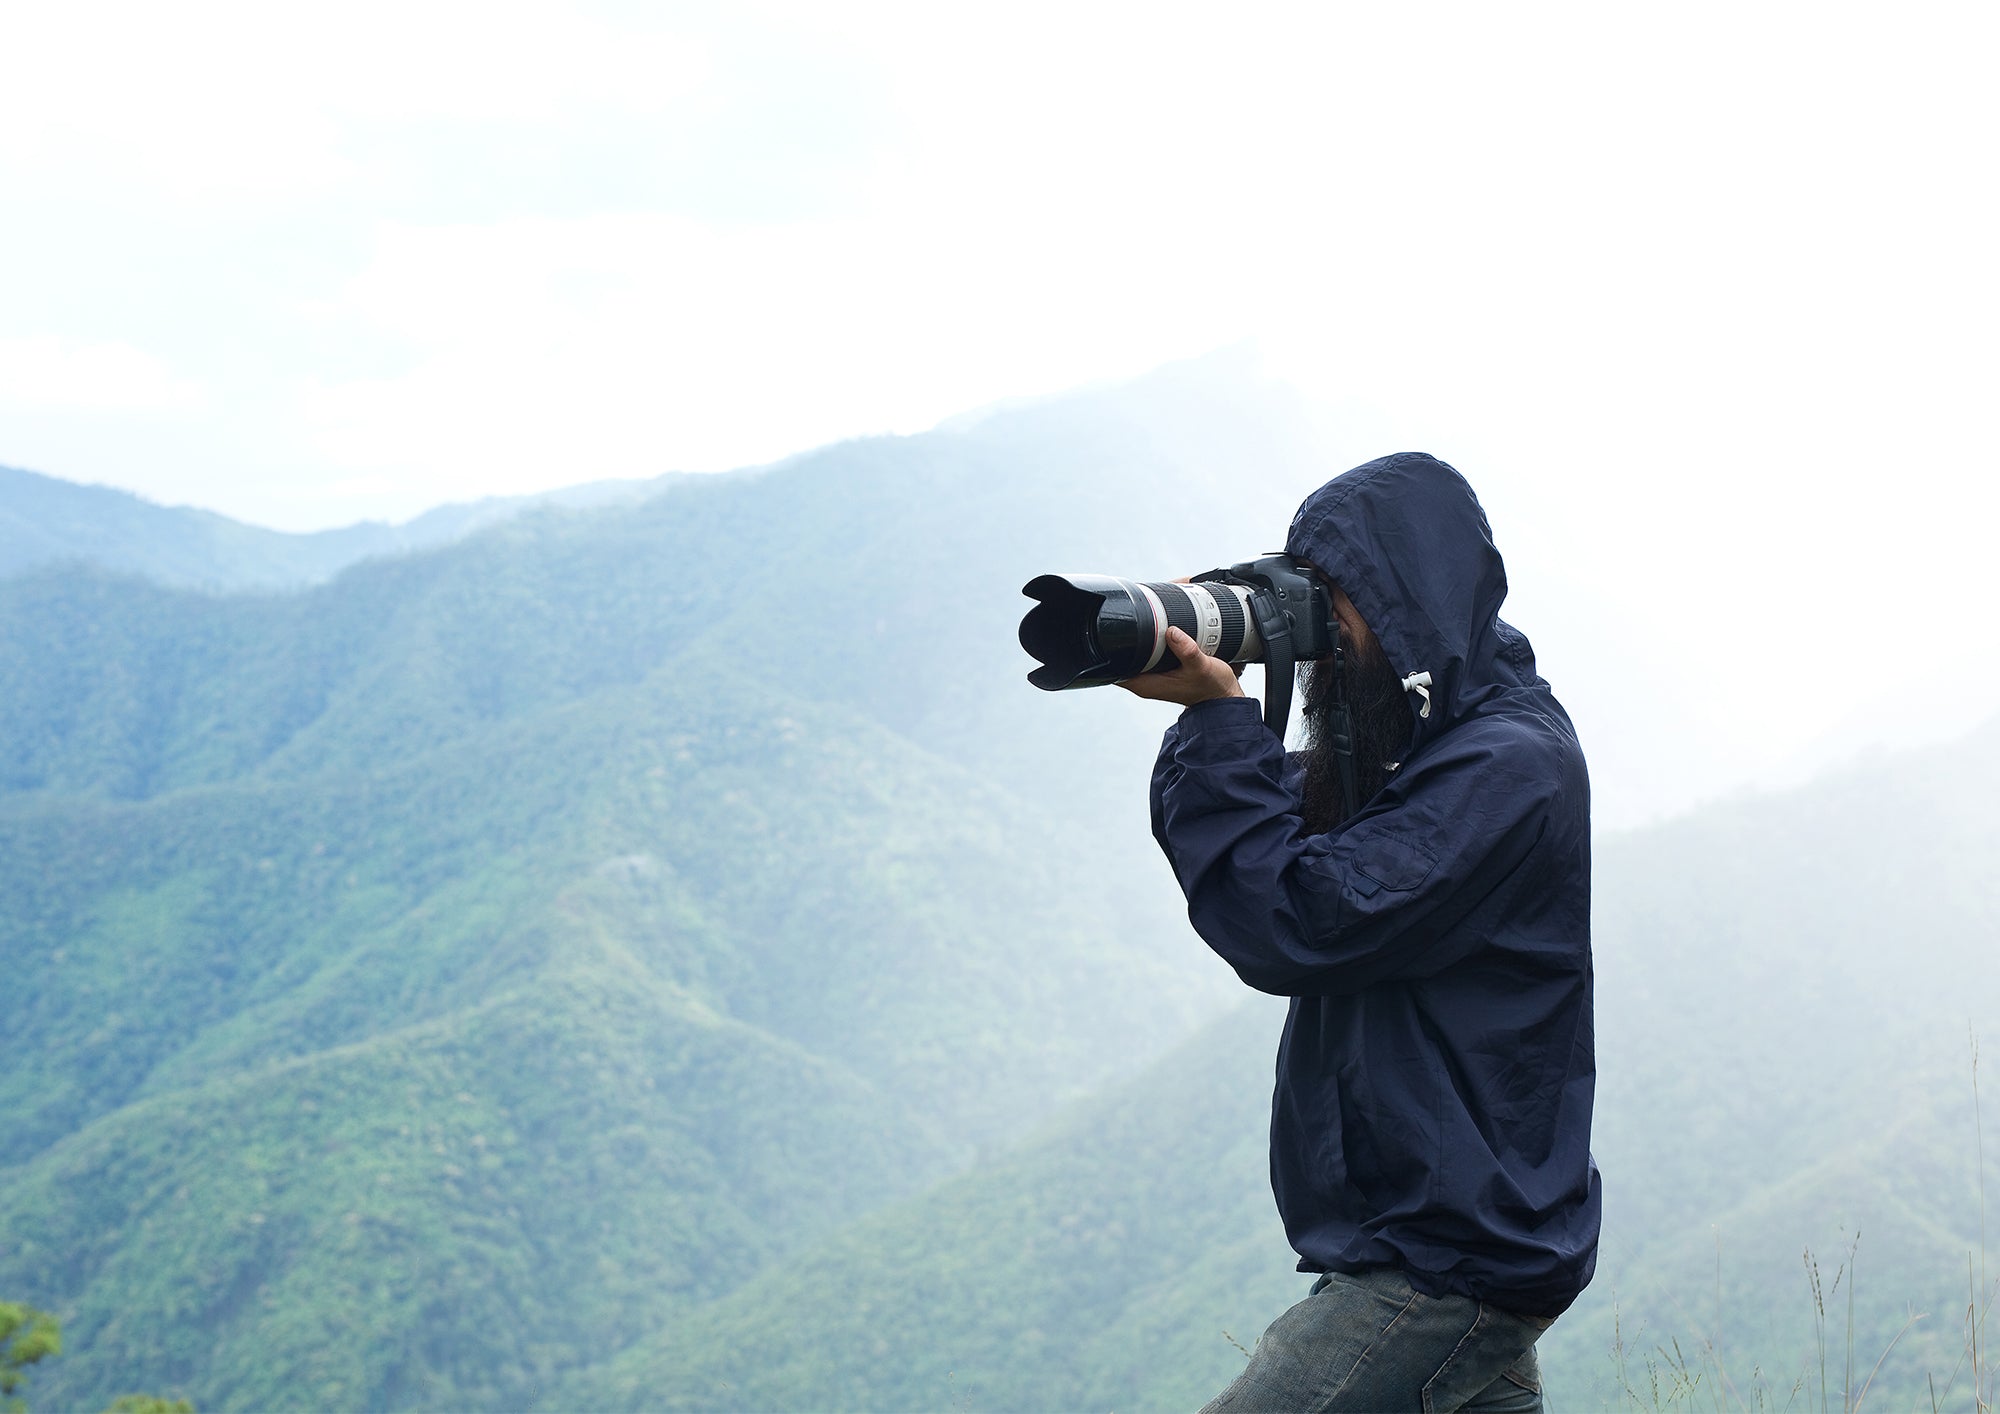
[1348, 831, 1440, 898]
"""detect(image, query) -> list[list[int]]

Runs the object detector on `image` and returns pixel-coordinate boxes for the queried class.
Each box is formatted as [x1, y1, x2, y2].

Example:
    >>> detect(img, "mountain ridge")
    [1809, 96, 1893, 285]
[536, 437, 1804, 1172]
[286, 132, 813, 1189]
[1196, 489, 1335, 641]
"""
[0, 461, 684, 593]
[1, 363, 1305, 1407]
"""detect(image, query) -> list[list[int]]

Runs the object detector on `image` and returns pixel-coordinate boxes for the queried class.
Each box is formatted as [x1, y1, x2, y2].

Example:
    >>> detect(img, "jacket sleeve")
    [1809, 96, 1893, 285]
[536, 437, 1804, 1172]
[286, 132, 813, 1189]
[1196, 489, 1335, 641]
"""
[1150, 696, 1556, 996]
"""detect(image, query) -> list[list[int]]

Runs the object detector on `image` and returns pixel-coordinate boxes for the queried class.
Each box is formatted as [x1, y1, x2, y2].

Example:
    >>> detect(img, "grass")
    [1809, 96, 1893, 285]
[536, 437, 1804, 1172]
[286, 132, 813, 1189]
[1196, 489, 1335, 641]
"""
[1614, 1033, 1995, 1414]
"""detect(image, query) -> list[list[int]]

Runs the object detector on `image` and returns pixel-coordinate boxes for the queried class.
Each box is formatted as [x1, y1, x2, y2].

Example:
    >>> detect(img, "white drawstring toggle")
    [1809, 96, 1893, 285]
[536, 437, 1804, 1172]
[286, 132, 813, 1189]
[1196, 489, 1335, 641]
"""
[1401, 670, 1434, 719]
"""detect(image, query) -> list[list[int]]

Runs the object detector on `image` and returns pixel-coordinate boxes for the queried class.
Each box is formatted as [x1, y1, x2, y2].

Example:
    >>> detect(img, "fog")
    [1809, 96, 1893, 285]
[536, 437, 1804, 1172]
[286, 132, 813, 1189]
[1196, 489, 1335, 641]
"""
[5, 1, 1992, 828]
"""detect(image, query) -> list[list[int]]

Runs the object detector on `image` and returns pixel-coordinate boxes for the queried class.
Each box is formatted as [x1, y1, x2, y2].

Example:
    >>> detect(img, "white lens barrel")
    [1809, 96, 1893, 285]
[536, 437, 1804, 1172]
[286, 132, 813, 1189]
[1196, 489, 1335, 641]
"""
[1133, 580, 1263, 670]
[1184, 582, 1226, 658]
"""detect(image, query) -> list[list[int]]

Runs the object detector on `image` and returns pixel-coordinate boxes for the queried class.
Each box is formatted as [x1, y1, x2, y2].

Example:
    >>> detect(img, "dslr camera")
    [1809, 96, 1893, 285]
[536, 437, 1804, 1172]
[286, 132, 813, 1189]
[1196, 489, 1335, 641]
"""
[1019, 553, 1339, 742]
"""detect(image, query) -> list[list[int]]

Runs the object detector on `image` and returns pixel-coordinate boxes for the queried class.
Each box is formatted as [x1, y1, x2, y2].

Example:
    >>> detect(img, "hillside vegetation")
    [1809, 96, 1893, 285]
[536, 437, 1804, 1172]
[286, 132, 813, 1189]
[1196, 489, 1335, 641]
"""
[567, 998, 1298, 1413]
[0, 355, 1322, 1409]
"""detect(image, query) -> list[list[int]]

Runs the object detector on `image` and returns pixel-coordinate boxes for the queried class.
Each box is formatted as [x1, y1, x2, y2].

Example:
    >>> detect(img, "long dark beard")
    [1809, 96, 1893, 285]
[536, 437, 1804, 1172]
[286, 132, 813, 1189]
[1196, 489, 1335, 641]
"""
[1298, 641, 1413, 833]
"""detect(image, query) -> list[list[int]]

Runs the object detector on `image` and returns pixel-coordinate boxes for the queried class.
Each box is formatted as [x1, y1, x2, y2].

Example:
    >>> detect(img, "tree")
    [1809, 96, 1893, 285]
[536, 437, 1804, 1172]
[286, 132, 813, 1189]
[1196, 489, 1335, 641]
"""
[0, 1303, 60, 1414]
[0, 1305, 191, 1414]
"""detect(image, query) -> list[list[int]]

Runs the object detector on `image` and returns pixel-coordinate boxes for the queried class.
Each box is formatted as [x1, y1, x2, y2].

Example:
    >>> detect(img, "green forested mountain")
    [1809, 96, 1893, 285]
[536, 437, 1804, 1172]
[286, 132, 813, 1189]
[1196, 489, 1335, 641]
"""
[0, 354, 1320, 1410]
[0, 658, 1235, 1407]
[567, 997, 1297, 1414]
[4, 354, 1994, 1412]
[1548, 719, 2000, 1405]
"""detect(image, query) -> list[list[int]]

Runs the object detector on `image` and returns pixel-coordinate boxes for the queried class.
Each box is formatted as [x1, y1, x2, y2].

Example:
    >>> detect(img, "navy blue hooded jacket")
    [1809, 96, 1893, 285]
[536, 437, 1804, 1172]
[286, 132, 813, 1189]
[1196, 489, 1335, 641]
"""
[1149, 453, 1601, 1318]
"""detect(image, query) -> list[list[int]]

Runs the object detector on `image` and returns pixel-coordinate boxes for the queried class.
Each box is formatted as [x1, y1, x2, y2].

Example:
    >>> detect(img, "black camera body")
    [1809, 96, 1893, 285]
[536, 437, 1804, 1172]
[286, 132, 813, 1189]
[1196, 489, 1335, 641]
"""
[1193, 551, 1339, 667]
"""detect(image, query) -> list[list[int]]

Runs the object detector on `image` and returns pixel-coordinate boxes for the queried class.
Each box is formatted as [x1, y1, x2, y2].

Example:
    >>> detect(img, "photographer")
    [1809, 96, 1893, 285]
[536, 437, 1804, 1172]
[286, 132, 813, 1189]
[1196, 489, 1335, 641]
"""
[1124, 453, 1601, 1413]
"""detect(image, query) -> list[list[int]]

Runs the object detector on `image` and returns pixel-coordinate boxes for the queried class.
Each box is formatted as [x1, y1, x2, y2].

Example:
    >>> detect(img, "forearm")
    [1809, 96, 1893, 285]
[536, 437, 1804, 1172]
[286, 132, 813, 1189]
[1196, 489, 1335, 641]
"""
[1150, 698, 1337, 993]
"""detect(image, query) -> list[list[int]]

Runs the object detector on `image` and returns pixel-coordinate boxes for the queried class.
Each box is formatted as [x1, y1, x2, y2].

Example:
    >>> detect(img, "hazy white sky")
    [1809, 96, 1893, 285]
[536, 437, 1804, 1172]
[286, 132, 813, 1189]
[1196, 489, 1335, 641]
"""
[3, 0, 1997, 809]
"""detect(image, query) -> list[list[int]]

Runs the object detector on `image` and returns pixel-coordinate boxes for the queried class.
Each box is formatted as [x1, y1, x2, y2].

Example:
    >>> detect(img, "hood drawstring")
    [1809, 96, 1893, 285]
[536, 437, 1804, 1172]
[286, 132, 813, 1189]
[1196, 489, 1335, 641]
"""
[1401, 670, 1434, 720]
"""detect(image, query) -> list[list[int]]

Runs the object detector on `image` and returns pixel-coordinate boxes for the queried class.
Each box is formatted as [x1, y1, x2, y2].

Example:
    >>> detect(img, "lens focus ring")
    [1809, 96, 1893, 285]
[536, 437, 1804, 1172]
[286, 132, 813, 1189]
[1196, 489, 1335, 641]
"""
[1151, 583, 1201, 643]
[1208, 584, 1247, 661]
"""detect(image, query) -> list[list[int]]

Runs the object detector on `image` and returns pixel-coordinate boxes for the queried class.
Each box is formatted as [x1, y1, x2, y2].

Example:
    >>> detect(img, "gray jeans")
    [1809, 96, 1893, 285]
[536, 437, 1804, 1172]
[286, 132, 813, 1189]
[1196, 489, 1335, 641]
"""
[1199, 1268, 1551, 1413]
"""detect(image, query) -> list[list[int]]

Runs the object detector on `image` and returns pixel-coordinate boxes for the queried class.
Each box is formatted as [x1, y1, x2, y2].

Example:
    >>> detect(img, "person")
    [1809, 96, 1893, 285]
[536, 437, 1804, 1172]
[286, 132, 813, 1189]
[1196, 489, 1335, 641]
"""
[1121, 452, 1601, 1413]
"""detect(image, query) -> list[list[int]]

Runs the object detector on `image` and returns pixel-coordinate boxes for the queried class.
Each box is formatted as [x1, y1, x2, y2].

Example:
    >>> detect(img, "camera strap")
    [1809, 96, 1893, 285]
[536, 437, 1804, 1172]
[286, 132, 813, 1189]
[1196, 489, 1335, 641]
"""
[1325, 639, 1361, 823]
[1246, 587, 1296, 744]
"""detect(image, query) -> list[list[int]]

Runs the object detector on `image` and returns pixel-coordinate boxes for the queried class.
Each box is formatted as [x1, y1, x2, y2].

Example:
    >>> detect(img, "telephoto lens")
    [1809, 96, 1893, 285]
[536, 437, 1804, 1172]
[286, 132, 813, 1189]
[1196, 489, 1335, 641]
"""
[1018, 575, 1266, 691]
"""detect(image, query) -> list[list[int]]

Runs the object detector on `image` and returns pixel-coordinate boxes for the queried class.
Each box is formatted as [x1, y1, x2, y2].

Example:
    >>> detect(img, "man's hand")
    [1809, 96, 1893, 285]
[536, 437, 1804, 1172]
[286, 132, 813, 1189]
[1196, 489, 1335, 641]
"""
[1116, 626, 1246, 707]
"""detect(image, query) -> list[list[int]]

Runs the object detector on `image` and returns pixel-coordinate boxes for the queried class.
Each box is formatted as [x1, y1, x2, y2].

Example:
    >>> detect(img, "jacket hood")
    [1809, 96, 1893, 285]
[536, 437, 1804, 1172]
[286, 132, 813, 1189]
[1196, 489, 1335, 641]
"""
[1285, 452, 1523, 749]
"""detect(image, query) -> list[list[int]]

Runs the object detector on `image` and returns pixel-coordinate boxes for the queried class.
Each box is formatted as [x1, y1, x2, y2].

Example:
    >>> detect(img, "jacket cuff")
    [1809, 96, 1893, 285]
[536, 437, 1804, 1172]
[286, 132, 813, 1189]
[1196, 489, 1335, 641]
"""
[1172, 695, 1271, 761]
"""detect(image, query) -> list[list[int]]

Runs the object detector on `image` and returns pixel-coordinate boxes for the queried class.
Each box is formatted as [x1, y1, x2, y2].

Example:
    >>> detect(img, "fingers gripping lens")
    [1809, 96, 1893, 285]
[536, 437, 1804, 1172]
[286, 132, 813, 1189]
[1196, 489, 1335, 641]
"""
[1148, 582, 1250, 665]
